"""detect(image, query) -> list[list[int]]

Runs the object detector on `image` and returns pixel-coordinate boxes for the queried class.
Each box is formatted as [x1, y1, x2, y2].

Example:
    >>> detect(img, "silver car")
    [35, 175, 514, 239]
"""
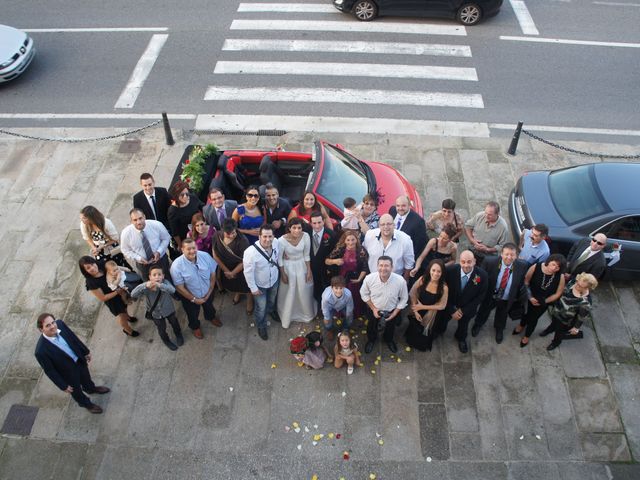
[0, 24, 36, 83]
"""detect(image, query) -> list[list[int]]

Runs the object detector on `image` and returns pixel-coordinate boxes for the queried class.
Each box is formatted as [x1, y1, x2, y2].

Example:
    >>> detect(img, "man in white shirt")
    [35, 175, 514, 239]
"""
[120, 208, 171, 279]
[243, 224, 281, 340]
[360, 256, 409, 354]
[363, 214, 414, 279]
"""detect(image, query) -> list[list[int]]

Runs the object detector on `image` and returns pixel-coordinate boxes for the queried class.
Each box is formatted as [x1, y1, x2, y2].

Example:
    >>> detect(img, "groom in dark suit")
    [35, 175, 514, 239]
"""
[34, 314, 110, 413]
[203, 187, 238, 231]
[389, 195, 428, 266]
[309, 211, 337, 314]
[132, 173, 172, 230]
[436, 250, 488, 353]
[471, 243, 528, 344]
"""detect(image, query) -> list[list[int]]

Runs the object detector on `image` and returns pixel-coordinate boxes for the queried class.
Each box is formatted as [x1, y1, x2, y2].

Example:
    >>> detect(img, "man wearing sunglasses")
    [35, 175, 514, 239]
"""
[565, 233, 607, 281]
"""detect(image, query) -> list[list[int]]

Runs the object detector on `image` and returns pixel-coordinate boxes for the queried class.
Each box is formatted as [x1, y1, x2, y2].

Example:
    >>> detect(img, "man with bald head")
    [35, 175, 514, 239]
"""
[363, 213, 415, 279]
[389, 195, 427, 265]
[565, 233, 608, 280]
[433, 250, 488, 353]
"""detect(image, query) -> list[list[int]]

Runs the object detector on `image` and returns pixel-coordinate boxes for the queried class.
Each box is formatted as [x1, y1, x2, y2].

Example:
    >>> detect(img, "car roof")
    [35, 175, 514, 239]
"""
[593, 162, 640, 211]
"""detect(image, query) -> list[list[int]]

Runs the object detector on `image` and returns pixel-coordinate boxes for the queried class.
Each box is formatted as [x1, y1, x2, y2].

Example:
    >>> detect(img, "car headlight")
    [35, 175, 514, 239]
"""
[0, 54, 19, 69]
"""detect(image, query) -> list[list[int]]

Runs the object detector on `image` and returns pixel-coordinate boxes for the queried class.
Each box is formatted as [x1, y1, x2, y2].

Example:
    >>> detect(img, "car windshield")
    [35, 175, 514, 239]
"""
[316, 144, 369, 210]
[548, 165, 609, 225]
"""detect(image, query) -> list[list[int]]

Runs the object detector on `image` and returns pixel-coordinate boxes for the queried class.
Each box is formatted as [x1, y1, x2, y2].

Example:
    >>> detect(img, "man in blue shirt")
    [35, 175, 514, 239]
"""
[518, 224, 550, 265]
[171, 238, 221, 339]
[321, 276, 354, 341]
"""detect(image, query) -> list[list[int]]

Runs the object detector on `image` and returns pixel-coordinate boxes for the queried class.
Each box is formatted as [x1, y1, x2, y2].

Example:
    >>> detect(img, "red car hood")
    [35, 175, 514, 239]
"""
[366, 161, 423, 217]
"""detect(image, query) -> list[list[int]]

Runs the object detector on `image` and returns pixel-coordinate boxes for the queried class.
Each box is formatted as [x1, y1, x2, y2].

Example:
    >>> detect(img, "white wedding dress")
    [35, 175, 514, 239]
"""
[277, 232, 317, 328]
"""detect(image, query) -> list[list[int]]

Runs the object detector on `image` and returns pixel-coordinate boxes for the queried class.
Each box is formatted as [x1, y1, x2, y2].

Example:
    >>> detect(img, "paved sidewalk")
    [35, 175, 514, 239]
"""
[0, 127, 639, 480]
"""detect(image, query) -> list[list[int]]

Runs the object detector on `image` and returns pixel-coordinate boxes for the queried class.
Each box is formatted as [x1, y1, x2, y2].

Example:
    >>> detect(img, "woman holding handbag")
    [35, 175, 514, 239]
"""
[79, 205, 131, 269]
[405, 259, 448, 352]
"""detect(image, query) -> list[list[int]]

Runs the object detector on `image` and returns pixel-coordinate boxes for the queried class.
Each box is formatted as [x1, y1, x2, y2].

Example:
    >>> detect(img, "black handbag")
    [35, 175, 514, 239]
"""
[145, 290, 163, 320]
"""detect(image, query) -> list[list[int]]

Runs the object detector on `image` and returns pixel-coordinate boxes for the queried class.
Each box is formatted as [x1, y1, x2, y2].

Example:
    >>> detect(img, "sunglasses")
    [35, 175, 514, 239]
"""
[246, 193, 259, 198]
[591, 238, 605, 246]
[179, 192, 190, 197]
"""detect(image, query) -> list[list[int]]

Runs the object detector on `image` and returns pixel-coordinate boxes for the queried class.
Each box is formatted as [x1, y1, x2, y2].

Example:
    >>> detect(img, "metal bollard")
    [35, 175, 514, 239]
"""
[162, 112, 175, 146]
[507, 121, 523, 155]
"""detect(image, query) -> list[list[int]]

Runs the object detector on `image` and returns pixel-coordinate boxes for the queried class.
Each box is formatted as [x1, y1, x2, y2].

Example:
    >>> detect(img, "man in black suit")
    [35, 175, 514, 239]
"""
[309, 211, 337, 315]
[389, 195, 428, 267]
[471, 243, 528, 344]
[34, 314, 110, 414]
[132, 173, 172, 230]
[436, 250, 488, 353]
[565, 234, 607, 280]
[203, 187, 238, 231]
[262, 183, 292, 238]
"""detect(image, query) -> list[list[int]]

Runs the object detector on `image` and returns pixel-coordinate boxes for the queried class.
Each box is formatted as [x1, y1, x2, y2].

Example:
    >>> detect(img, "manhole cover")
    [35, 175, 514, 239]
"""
[1, 404, 39, 436]
[118, 139, 141, 153]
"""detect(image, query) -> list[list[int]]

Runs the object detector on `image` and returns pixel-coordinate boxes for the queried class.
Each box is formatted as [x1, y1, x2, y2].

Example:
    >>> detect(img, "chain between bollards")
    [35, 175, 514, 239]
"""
[162, 112, 174, 146]
[507, 121, 523, 155]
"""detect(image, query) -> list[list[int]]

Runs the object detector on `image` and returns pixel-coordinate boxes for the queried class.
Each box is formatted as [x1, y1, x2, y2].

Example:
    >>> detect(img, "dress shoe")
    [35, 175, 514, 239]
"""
[539, 326, 553, 337]
[364, 341, 375, 354]
[175, 333, 184, 346]
[163, 339, 178, 351]
[210, 316, 223, 327]
[471, 324, 481, 337]
[193, 328, 204, 339]
[258, 328, 268, 341]
[129, 316, 138, 323]
[495, 330, 504, 344]
[458, 340, 469, 354]
[512, 326, 524, 335]
[92, 386, 110, 394]
[386, 340, 398, 353]
[123, 329, 140, 337]
[546, 341, 560, 351]
[85, 403, 103, 414]
[270, 312, 282, 323]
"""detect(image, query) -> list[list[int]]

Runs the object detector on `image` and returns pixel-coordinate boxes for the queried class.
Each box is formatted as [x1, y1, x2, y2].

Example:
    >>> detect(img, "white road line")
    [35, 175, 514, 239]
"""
[490, 123, 640, 136]
[508, 0, 539, 35]
[238, 3, 337, 13]
[593, 1, 640, 6]
[196, 114, 490, 137]
[222, 39, 472, 57]
[204, 87, 484, 108]
[21, 27, 169, 32]
[214, 61, 478, 81]
[500, 35, 640, 48]
[230, 19, 466, 36]
[114, 34, 168, 109]
[0, 113, 196, 119]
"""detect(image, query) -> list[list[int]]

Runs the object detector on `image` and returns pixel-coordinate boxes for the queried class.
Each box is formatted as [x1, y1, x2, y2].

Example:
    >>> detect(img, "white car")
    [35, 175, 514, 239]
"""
[0, 24, 35, 83]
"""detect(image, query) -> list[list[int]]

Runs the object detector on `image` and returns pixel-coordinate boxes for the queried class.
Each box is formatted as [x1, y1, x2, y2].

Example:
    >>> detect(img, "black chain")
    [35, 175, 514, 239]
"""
[0, 120, 161, 143]
[522, 129, 640, 159]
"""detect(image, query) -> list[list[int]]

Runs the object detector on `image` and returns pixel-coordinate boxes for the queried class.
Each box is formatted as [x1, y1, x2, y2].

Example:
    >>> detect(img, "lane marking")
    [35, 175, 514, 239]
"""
[204, 86, 484, 108]
[195, 114, 490, 137]
[222, 39, 472, 57]
[230, 19, 466, 36]
[238, 3, 337, 12]
[490, 123, 640, 136]
[114, 34, 168, 109]
[508, 0, 539, 35]
[593, 1, 640, 6]
[214, 61, 478, 81]
[0, 113, 196, 119]
[500, 35, 640, 48]
[21, 27, 169, 32]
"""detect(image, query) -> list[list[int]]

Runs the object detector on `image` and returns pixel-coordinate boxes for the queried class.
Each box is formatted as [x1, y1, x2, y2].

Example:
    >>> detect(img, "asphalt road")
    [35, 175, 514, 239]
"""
[1, 0, 639, 144]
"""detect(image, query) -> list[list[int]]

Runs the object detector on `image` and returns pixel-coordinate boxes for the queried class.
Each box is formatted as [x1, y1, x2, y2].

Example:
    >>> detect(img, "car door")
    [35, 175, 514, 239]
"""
[593, 215, 640, 276]
[424, 0, 458, 17]
[378, 0, 427, 16]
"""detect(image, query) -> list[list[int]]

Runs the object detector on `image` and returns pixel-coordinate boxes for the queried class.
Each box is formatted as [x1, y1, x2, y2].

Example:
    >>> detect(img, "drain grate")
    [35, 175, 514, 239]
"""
[118, 139, 142, 153]
[194, 129, 287, 136]
[1, 404, 39, 436]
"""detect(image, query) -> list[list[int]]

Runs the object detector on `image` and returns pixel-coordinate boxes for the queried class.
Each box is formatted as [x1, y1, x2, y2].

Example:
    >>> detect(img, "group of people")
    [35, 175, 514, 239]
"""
[35, 170, 608, 413]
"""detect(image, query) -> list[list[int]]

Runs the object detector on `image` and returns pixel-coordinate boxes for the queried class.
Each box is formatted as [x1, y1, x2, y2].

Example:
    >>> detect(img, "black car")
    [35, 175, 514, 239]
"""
[333, 0, 503, 25]
[509, 162, 640, 279]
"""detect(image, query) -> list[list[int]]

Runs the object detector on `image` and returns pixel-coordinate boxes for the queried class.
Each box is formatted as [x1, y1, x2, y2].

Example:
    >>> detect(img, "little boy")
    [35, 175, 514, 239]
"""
[321, 276, 354, 341]
[340, 197, 361, 230]
[130, 264, 183, 351]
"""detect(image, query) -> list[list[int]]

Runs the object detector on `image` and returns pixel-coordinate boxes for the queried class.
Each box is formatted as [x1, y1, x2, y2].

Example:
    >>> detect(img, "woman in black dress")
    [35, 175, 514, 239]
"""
[512, 254, 566, 347]
[405, 259, 448, 351]
[410, 224, 458, 278]
[78, 256, 139, 337]
[168, 180, 204, 250]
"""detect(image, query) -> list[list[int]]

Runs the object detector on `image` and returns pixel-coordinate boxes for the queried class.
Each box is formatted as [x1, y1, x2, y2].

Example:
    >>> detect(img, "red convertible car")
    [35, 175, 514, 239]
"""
[206, 141, 423, 220]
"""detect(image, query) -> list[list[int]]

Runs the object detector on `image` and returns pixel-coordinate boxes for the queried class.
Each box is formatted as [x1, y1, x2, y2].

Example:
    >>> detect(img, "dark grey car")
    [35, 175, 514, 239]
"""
[509, 162, 640, 279]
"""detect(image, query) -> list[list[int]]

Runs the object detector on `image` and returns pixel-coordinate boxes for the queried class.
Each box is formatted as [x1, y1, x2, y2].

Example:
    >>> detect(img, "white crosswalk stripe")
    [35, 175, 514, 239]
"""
[238, 2, 338, 13]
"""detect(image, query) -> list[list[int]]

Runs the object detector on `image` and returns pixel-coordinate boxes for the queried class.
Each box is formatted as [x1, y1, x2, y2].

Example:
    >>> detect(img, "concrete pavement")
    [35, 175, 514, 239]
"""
[0, 126, 639, 479]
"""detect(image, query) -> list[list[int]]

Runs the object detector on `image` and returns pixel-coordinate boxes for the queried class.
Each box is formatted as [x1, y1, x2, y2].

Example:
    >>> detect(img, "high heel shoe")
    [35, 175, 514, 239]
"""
[123, 329, 140, 337]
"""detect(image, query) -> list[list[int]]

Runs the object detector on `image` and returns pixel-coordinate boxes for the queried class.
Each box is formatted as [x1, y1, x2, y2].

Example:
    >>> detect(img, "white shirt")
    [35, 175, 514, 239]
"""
[360, 272, 409, 312]
[145, 191, 157, 219]
[394, 214, 406, 230]
[363, 228, 415, 274]
[120, 220, 171, 263]
[243, 239, 280, 292]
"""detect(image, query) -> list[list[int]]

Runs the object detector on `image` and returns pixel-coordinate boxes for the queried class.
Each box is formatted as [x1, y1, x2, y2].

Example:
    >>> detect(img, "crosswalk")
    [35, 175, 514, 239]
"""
[199, 2, 488, 136]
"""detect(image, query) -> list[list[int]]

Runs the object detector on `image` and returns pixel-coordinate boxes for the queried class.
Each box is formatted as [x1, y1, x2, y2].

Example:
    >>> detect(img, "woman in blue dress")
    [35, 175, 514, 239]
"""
[232, 185, 264, 244]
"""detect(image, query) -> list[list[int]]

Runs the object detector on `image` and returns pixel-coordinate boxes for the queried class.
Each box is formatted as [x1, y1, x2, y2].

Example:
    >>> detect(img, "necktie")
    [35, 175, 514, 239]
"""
[140, 230, 154, 261]
[572, 248, 591, 272]
[150, 195, 157, 220]
[461, 274, 469, 289]
[218, 207, 225, 225]
[313, 233, 320, 254]
[396, 217, 402, 229]
[499, 266, 510, 291]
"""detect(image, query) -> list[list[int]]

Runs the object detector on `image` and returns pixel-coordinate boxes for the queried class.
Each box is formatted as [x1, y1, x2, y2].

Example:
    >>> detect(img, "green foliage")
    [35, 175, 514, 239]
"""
[180, 143, 218, 193]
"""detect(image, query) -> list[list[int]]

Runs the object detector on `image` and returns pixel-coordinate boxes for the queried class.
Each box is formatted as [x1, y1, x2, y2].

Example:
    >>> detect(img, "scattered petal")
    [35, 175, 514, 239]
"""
[376, 356, 381, 361]
[370, 369, 376, 374]
[342, 391, 346, 397]
[319, 433, 325, 439]
[250, 323, 255, 327]
[426, 456, 432, 462]
[314, 424, 318, 429]
[297, 362, 305, 367]
[229, 387, 234, 392]
[375, 432, 381, 438]
[293, 422, 300, 428]
[519, 435, 524, 440]
[267, 321, 271, 326]
[312, 441, 318, 446]
[328, 432, 335, 439]
[405, 347, 411, 352]
[336, 433, 342, 439]
[369, 474, 377, 480]
[284, 426, 290, 432]
[390, 354, 395, 359]
[406, 376, 411, 380]
[361, 330, 367, 335]
[397, 358, 402, 363]
[343, 451, 350, 460]
[311, 475, 318, 480]
[296, 444, 301, 450]
[271, 363, 277, 369]
[314, 434, 322, 441]
[535, 434, 541, 440]
[374, 360, 380, 365]
[378, 439, 384, 446]
[294, 427, 301, 433]
[304, 426, 310, 433]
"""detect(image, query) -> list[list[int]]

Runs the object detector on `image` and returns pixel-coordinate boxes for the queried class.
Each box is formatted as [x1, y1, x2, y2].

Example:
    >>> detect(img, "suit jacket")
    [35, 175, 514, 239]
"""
[444, 264, 488, 318]
[133, 187, 171, 229]
[34, 320, 90, 391]
[480, 256, 529, 308]
[203, 199, 238, 230]
[389, 207, 428, 260]
[263, 198, 292, 237]
[567, 237, 606, 279]
[310, 228, 338, 272]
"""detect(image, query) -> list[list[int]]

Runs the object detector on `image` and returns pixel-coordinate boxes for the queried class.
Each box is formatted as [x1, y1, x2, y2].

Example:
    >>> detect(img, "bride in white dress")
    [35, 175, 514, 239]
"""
[277, 218, 317, 328]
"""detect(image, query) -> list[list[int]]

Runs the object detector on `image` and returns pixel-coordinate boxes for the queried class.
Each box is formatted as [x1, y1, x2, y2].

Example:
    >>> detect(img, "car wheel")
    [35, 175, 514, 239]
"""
[353, 0, 378, 21]
[457, 3, 482, 25]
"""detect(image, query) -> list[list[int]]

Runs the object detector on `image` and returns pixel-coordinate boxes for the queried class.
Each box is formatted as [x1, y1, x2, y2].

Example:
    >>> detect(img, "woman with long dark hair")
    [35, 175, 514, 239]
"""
[288, 190, 333, 230]
[426, 198, 463, 241]
[79, 205, 130, 268]
[232, 185, 264, 244]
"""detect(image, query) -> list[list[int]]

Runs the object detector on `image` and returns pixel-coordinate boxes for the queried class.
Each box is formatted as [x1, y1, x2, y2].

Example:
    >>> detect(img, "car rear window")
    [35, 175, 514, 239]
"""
[548, 165, 610, 225]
